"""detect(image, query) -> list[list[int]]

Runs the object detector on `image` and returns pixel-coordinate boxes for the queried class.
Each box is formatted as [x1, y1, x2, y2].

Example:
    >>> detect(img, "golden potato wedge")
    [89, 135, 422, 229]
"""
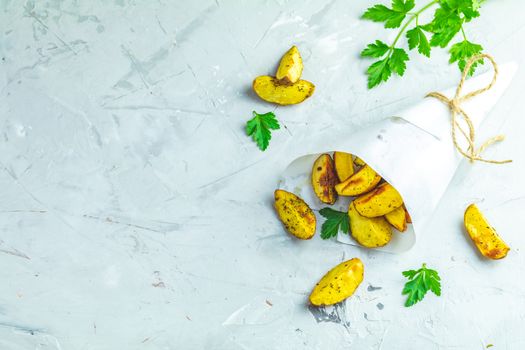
[354, 182, 403, 218]
[311, 154, 338, 204]
[253, 76, 315, 105]
[309, 258, 364, 306]
[334, 151, 354, 182]
[348, 202, 392, 248]
[385, 206, 407, 232]
[464, 204, 509, 260]
[276, 46, 303, 85]
[274, 189, 316, 239]
[354, 157, 366, 167]
[335, 164, 381, 196]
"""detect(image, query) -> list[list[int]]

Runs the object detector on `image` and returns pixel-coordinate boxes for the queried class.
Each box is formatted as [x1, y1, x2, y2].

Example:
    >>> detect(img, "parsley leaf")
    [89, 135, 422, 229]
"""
[402, 263, 441, 307]
[367, 57, 392, 89]
[319, 208, 349, 240]
[361, 40, 390, 58]
[245, 111, 280, 151]
[363, 0, 415, 29]
[406, 26, 430, 57]
[449, 40, 483, 75]
[389, 48, 409, 76]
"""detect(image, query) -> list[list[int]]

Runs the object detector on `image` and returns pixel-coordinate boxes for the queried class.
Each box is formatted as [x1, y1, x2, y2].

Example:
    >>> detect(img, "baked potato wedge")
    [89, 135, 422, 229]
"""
[309, 258, 364, 306]
[354, 157, 366, 167]
[276, 46, 303, 85]
[464, 204, 509, 259]
[384, 205, 407, 232]
[253, 76, 315, 105]
[354, 183, 403, 218]
[334, 151, 354, 182]
[311, 154, 338, 204]
[274, 189, 316, 240]
[348, 202, 392, 248]
[404, 205, 412, 223]
[335, 164, 381, 196]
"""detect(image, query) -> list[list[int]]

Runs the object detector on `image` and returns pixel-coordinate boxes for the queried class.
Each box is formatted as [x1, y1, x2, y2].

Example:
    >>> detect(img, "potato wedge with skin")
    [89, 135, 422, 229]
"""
[385, 206, 407, 232]
[309, 258, 364, 306]
[348, 202, 392, 248]
[335, 164, 381, 196]
[274, 190, 316, 239]
[464, 204, 509, 259]
[354, 183, 403, 218]
[334, 151, 354, 182]
[311, 154, 338, 204]
[276, 46, 303, 85]
[253, 76, 315, 105]
[354, 157, 366, 167]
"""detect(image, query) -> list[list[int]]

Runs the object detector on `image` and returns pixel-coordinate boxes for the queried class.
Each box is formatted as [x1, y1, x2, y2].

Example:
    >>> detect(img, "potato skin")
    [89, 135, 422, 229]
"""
[334, 151, 354, 182]
[309, 258, 364, 306]
[335, 164, 381, 196]
[276, 46, 303, 85]
[274, 189, 316, 240]
[311, 154, 338, 204]
[384, 206, 407, 232]
[348, 202, 392, 248]
[253, 76, 315, 105]
[464, 204, 509, 259]
[354, 183, 404, 218]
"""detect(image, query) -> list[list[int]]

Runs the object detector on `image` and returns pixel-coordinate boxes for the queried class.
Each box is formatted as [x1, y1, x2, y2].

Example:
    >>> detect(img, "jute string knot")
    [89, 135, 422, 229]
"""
[426, 53, 512, 164]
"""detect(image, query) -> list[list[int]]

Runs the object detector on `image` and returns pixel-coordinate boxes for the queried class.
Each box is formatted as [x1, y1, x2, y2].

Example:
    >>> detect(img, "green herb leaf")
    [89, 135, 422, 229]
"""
[245, 111, 280, 151]
[389, 48, 409, 76]
[449, 40, 483, 75]
[362, 0, 413, 29]
[361, 40, 390, 58]
[406, 26, 431, 57]
[366, 57, 392, 89]
[402, 263, 441, 307]
[319, 208, 349, 240]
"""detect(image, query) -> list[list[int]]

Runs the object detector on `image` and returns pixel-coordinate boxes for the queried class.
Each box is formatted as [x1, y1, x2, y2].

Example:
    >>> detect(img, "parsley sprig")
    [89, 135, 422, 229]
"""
[245, 111, 280, 151]
[319, 208, 349, 239]
[402, 263, 441, 307]
[362, 0, 485, 88]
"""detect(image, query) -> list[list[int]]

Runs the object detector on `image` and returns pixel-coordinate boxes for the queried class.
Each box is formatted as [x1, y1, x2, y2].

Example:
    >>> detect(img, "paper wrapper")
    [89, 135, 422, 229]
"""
[277, 63, 517, 253]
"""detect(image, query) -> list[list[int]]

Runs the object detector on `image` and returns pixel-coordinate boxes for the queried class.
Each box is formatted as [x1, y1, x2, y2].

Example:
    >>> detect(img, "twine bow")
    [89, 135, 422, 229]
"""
[426, 54, 512, 164]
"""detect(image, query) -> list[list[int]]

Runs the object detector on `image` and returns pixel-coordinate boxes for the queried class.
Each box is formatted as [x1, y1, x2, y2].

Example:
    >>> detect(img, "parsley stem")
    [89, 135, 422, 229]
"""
[388, 0, 439, 55]
[460, 25, 468, 41]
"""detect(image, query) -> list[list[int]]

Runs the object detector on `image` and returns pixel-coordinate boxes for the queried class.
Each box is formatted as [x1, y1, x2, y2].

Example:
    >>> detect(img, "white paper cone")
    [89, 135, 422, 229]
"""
[277, 63, 517, 253]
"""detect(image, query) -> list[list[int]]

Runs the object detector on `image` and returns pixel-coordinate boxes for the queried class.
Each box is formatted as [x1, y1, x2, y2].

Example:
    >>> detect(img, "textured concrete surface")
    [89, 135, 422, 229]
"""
[1, 0, 524, 349]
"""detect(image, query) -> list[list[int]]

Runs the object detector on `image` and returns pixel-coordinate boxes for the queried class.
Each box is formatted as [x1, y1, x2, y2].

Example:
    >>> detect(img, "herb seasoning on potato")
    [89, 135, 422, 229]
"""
[464, 204, 509, 259]
[274, 189, 316, 240]
[309, 258, 364, 306]
[311, 154, 338, 204]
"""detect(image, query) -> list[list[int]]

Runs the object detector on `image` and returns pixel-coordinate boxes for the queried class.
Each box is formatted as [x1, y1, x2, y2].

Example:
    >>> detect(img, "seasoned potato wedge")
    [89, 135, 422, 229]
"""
[348, 202, 392, 248]
[311, 154, 338, 204]
[385, 206, 407, 232]
[309, 258, 364, 306]
[335, 164, 381, 196]
[354, 157, 366, 167]
[464, 204, 509, 259]
[274, 189, 316, 239]
[334, 151, 354, 182]
[253, 76, 315, 105]
[276, 46, 303, 85]
[354, 183, 403, 218]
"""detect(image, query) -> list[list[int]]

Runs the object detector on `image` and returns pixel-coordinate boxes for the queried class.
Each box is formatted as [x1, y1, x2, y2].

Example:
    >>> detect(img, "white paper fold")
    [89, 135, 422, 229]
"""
[277, 63, 517, 253]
